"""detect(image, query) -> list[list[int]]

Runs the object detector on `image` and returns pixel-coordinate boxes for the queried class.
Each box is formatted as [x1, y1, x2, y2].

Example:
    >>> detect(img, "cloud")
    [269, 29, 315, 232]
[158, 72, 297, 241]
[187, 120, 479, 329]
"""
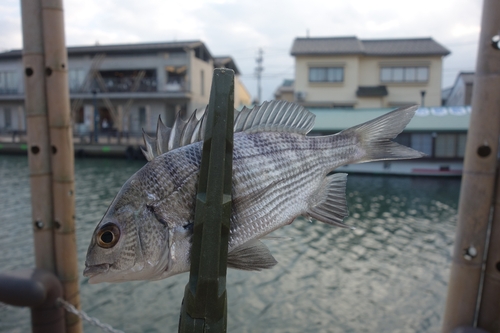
[1, 0, 483, 99]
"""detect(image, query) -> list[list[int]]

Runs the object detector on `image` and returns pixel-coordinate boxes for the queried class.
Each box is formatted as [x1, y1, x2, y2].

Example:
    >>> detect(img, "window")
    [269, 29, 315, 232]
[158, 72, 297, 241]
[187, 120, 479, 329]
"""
[69, 69, 86, 92]
[435, 134, 457, 157]
[0, 72, 18, 94]
[394, 133, 411, 147]
[380, 67, 428, 83]
[99, 69, 157, 92]
[309, 67, 344, 83]
[411, 133, 433, 156]
[4, 108, 12, 128]
[166, 66, 187, 91]
[139, 107, 146, 127]
[201, 70, 204, 96]
[457, 134, 467, 158]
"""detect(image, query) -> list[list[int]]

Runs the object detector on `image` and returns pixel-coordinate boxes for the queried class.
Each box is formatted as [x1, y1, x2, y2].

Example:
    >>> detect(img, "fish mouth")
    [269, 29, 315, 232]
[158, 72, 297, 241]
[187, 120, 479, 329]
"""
[83, 263, 110, 282]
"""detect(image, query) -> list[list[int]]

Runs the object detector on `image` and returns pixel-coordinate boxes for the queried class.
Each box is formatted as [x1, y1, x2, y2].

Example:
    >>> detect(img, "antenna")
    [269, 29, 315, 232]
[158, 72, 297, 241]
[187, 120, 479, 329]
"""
[254, 48, 264, 104]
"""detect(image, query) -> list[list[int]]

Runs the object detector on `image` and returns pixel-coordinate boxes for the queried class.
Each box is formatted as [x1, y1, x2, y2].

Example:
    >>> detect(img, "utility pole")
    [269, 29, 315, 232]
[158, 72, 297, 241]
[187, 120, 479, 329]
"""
[254, 48, 264, 104]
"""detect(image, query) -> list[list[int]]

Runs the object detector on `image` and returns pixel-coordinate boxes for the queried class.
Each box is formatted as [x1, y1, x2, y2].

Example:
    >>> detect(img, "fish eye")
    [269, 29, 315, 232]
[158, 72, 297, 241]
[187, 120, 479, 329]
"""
[96, 224, 120, 248]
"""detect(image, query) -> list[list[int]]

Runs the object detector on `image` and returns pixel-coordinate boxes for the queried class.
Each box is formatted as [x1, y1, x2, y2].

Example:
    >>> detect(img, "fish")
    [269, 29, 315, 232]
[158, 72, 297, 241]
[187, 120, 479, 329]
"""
[83, 101, 423, 283]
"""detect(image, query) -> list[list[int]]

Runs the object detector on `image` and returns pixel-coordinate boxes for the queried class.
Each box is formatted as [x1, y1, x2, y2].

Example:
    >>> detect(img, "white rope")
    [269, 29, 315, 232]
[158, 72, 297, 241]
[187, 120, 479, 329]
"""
[57, 298, 125, 333]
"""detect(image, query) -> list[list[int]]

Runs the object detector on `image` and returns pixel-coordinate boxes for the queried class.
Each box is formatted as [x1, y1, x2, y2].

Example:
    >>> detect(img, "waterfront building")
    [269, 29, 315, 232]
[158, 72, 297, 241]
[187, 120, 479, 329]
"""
[0, 40, 250, 137]
[309, 105, 470, 176]
[277, 36, 450, 108]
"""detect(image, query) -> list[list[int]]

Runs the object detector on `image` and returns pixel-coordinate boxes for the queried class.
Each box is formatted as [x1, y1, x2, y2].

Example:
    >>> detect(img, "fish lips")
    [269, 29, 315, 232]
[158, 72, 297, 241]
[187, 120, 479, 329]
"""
[83, 263, 110, 283]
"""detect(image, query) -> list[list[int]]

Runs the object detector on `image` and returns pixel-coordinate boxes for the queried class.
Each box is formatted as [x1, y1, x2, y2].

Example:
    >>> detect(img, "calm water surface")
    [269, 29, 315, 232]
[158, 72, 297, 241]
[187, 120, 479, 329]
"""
[0, 155, 460, 332]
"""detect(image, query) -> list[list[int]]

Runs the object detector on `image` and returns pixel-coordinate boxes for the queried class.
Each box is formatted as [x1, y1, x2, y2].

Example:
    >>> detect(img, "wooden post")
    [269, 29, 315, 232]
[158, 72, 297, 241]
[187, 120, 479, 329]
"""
[441, 0, 500, 331]
[41, 0, 82, 332]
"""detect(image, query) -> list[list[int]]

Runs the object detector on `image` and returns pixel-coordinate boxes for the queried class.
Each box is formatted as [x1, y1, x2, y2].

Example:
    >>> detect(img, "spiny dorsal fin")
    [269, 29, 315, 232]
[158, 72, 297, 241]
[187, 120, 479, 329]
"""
[305, 173, 352, 229]
[141, 100, 315, 161]
[227, 240, 278, 271]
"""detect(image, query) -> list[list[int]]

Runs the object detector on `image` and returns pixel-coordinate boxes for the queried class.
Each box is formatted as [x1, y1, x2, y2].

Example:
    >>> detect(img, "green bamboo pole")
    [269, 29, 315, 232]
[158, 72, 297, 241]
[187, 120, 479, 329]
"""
[441, 0, 500, 331]
[41, 0, 82, 332]
[179, 68, 234, 332]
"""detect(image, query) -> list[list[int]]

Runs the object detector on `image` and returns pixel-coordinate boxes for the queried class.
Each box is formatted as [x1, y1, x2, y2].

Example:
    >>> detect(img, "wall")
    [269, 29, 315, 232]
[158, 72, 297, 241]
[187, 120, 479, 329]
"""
[295, 55, 360, 106]
[294, 54, 444, 108]
[234, 75, 251, 108]
[188, 50, 213, 112]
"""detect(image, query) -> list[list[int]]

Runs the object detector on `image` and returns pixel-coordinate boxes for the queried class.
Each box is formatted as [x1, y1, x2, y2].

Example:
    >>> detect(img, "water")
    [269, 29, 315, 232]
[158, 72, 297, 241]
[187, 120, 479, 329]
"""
[0, 155, 460, 333]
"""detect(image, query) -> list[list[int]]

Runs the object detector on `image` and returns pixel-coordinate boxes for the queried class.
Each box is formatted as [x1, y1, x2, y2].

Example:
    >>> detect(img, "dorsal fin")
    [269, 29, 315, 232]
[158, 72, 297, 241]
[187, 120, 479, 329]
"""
[141, 100, 316, 161]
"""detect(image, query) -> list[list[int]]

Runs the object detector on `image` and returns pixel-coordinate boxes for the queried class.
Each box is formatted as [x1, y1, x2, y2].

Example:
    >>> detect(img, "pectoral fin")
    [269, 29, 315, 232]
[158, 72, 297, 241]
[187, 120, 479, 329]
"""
[227, 240, 278, 271]
[306, 173, 352, 229]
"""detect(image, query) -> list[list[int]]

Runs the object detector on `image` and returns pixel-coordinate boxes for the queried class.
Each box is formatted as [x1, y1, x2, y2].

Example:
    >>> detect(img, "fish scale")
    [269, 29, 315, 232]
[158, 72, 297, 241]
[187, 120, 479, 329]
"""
[84, 101, 423, 283]
[229, 132, 342, 250]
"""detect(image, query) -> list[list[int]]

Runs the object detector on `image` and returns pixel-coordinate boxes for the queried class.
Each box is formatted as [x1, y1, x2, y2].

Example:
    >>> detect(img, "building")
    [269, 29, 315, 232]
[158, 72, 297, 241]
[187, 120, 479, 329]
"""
[309, 105, 470, 176]
[0, 40, 250, 136]
[214, 56, 252, 109]
[444, 72, 475, 106]
[274, 79, 295, 102]
[281, 36, 450, 108]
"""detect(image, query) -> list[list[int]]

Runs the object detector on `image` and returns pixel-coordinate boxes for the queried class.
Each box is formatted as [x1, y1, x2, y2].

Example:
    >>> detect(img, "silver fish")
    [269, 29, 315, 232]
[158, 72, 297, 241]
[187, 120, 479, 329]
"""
[84, 101, 423, 283]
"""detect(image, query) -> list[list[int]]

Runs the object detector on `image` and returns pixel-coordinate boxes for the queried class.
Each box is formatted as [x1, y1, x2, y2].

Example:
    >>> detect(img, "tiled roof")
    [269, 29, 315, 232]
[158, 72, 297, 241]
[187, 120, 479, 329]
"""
[459, 72, 475, 84]
[291, 37, 450, 57]
[291, 36, 363, 55]
[0, 40, 211, 59]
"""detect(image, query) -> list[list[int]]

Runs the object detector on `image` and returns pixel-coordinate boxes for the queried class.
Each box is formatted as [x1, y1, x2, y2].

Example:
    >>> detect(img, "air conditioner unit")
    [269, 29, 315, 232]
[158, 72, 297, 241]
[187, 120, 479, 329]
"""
[295, 91, 307, 101]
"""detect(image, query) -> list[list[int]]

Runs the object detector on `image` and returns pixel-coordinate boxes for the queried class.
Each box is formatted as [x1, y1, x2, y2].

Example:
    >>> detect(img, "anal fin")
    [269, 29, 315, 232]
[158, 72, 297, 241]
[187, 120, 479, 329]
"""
[306, 173, 352, 229]
[227, 240, 278, 271]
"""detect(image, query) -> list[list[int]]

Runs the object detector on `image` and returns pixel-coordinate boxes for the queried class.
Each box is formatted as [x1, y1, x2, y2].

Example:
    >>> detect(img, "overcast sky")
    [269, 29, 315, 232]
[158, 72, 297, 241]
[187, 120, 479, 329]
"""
[1, 0, 482, 101]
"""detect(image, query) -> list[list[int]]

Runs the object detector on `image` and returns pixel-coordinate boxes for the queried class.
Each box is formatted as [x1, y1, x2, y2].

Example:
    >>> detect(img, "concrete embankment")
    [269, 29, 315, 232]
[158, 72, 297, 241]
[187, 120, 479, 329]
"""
[0, 141, 146, 160]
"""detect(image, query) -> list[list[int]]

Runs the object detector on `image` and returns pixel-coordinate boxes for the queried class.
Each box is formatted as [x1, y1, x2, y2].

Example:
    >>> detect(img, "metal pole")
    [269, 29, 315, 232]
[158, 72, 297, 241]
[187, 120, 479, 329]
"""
[0, 269, 65, 333]
[179, 68, 234, 332]
[41, 0, 82, 332]
[441, 0, 500, 331]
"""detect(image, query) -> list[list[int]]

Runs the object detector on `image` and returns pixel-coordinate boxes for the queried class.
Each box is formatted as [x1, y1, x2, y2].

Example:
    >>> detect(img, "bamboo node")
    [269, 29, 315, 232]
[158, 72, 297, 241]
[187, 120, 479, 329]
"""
[25, 67, 33, 77]
[34, 220, 44, 229]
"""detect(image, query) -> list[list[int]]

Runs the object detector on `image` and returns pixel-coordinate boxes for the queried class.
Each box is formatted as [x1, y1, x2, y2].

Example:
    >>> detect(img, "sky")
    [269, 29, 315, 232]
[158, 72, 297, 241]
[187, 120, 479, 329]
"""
[1, 0, 482, 101]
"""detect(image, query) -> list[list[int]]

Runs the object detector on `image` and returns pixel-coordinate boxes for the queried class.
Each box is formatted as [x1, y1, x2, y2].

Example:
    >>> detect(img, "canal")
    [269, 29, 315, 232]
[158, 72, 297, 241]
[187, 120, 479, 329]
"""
[0, 155, 460, 332]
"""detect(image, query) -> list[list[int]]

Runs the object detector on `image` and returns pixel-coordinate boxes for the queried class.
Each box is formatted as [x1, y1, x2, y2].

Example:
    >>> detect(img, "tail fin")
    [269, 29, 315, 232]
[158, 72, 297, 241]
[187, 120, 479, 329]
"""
[341, 105, 425, 163]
